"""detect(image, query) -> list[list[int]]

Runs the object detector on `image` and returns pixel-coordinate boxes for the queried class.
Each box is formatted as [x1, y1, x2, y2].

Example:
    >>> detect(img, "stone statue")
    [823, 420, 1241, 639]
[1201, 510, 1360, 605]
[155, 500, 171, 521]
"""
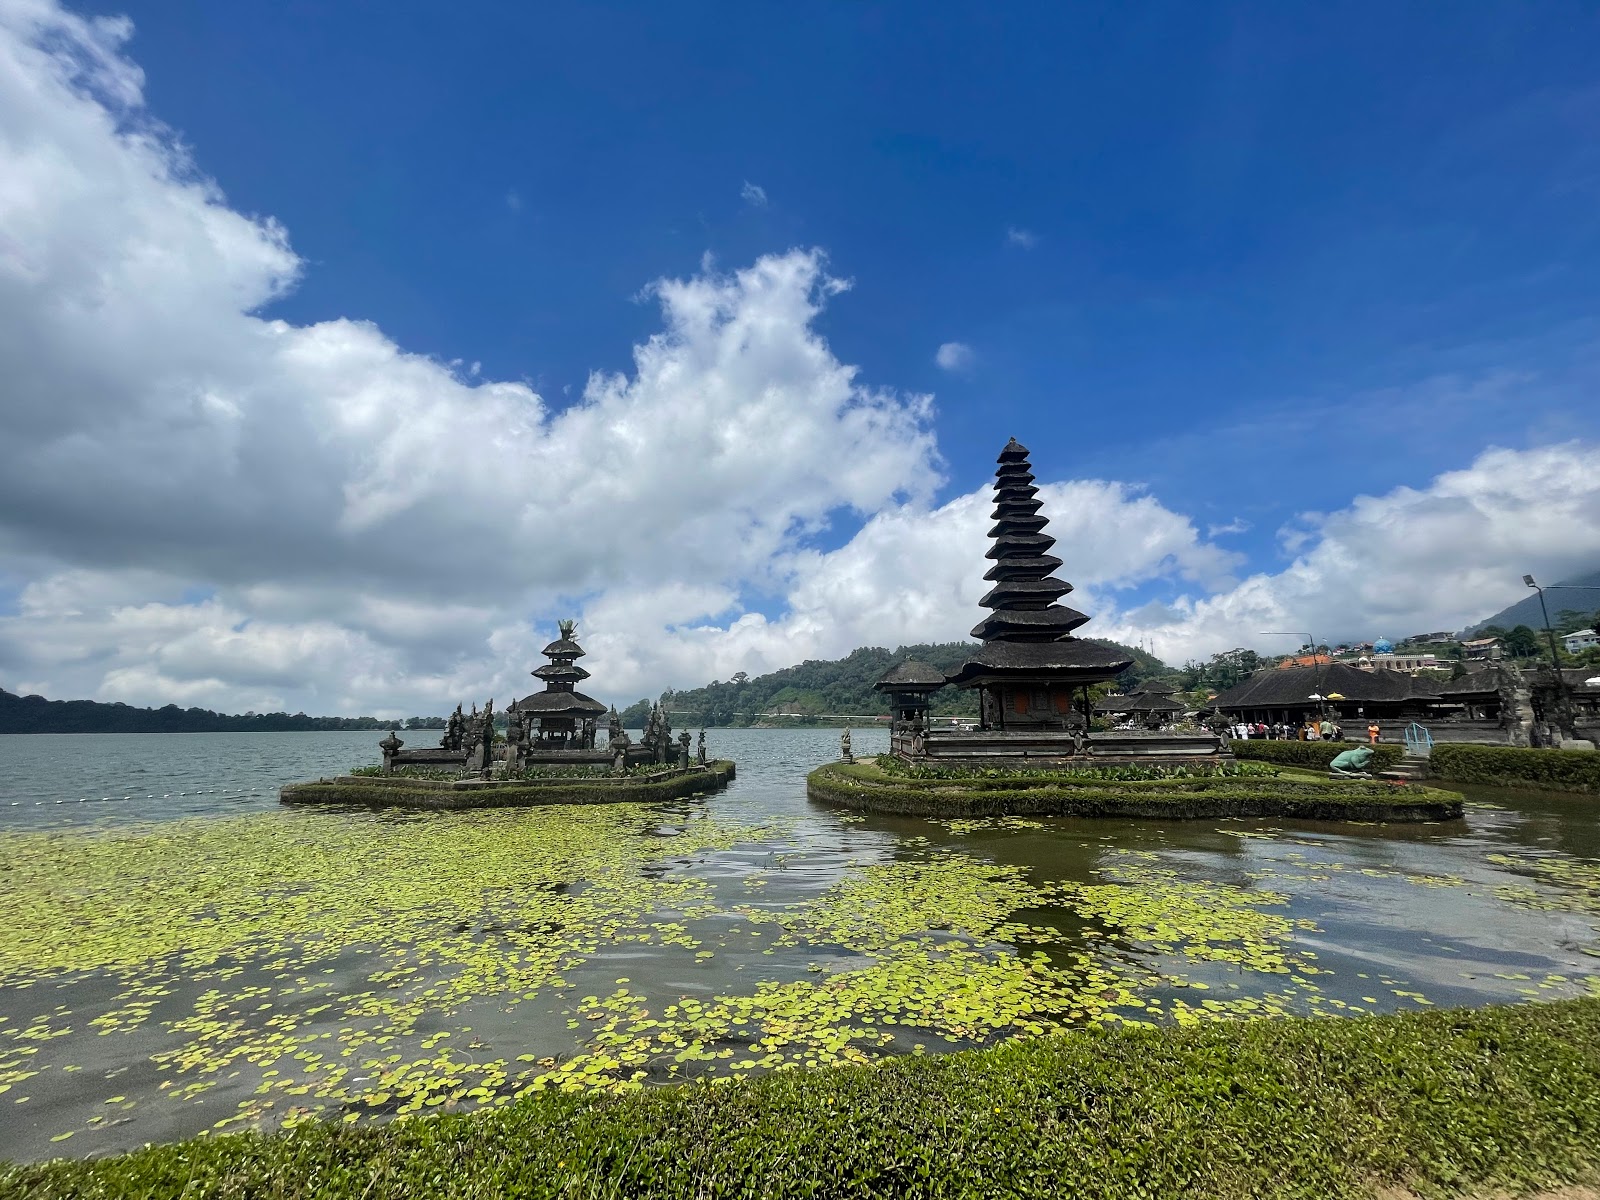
[840, 727, 854, 764]
[677, 730, 691, 769]
[505, 705, 524, 773]
[610, 729, 631, 772]
[980, 689, 999, 730]
[697, 729, 707, 765]
[379, 728, 404, 775]
[607, 706, 622, 743]
[1328, 746, 1376, 778]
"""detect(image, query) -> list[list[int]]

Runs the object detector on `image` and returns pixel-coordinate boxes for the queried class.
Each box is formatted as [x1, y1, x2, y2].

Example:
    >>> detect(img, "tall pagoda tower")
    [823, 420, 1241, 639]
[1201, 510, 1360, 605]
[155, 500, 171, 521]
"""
[513, 619, 608, 747]
[946, 438, 1133, 730]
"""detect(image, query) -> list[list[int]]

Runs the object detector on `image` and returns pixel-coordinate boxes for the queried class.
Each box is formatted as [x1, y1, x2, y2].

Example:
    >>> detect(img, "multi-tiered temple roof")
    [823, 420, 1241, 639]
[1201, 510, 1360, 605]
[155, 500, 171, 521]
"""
[515, 621, 608, 721]
[947, 439, 1133, 688]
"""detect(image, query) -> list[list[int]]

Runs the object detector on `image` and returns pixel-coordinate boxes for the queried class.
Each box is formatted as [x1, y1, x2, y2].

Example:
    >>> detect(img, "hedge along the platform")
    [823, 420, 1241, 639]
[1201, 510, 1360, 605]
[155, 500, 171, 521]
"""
[8, 997, 1600, 1200]
[1430, 744, 1600, 795]
[279, 762, 737, 810]
[1230, 740, 1406, 770]
[807, 763, 1463, 821]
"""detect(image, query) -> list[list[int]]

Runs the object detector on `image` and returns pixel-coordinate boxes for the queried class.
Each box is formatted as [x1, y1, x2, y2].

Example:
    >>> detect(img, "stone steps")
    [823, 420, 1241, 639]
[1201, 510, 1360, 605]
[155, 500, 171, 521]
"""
[1379, 754, 1432, 781]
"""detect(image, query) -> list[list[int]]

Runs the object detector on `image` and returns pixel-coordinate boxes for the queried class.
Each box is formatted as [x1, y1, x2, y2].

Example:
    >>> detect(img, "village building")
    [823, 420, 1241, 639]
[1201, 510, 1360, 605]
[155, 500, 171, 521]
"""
[1564, 629, 1599, 654]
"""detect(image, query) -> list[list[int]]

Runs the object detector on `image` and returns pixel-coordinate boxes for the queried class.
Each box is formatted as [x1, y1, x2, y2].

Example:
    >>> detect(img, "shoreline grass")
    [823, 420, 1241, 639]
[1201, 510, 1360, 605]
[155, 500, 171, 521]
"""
[6, 997, 1598, 1199]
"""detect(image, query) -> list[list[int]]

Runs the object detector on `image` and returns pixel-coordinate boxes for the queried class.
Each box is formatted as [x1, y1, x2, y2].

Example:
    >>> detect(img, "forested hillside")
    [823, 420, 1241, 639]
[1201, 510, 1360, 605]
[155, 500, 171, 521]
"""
[618, 639, 1168, 727]
[0, 688, 391, 734]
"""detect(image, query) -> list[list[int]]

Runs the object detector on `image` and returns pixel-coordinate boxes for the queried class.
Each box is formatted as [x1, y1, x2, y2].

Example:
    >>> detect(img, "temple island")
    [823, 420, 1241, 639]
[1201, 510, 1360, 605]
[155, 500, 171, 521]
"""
[808, 438, 1462, 822]
[281, 621, 734, 810]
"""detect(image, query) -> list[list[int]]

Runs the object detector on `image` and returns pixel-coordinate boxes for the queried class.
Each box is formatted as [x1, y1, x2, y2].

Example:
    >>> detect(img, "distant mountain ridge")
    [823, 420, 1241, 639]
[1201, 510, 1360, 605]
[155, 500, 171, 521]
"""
[1465, 568, 1600, 636]
[620, 638, 1168, 727]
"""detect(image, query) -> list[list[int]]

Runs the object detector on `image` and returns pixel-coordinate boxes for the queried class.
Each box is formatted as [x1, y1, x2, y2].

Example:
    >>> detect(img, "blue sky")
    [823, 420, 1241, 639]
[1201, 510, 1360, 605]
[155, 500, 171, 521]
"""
[2, 1, 1599, 713]
[111, 1, 1600, 521]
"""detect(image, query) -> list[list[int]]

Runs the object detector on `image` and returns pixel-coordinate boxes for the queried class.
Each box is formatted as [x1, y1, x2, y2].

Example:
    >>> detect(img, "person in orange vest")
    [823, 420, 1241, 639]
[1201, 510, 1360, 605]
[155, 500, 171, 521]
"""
[1367, 722, 1380, 744]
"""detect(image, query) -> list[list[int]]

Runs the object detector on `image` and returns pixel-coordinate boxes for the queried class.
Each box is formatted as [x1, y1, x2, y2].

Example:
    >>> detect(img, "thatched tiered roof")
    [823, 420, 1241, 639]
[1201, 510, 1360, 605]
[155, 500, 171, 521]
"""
[1096, 682, 1186, 715]
[947, 440, 1133, 688]
[515, 621, 607, 719]
[873, 660, 947, 691]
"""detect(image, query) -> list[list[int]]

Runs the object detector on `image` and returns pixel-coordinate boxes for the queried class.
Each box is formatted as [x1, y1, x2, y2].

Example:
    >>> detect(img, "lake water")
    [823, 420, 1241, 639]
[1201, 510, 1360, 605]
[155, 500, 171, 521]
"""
[0, 728, 1596, 1162]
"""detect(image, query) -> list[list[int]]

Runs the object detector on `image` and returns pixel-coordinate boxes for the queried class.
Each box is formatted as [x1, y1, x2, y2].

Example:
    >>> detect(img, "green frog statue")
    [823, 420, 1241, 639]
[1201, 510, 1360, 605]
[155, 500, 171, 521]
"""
[1327, 745, 1376, 778]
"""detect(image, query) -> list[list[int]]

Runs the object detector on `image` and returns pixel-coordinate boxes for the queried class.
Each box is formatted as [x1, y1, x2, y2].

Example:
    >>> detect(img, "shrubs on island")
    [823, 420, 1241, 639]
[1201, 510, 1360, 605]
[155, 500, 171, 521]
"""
[282, 762, 736, 810]
[872, 754, 1277, 782]
[1431, 744, 1600, 795]
[349, 762, 683, 781]
[1230, 739, 1406, 770]
[10, 997, 1599, 1200]
[810, 760, 1462, 821]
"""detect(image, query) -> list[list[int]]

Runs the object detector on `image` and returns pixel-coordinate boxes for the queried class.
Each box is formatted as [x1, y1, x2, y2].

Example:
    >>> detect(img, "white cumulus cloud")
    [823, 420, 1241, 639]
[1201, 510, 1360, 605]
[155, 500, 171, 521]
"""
[934, 341, 974, 372]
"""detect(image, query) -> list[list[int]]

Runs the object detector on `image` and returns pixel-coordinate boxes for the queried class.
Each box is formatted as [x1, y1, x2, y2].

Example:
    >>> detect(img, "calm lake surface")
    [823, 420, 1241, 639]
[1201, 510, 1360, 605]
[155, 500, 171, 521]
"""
[0, 728, 1596, 1162]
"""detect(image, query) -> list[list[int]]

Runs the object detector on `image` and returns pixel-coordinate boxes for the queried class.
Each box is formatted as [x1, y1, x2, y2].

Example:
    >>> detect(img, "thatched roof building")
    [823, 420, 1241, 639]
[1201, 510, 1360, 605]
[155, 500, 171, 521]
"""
[1211, 660, 1439, 721]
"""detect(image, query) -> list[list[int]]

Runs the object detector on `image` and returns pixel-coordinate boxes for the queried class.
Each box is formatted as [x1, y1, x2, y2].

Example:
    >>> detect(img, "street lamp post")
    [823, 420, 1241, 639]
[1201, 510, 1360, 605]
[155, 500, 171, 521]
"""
[1522, 575, 1575, 741]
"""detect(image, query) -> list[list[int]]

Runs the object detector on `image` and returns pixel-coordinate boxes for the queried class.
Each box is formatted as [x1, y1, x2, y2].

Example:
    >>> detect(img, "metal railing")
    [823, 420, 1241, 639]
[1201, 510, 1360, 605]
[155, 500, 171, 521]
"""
[1403, 722, 1434, 755]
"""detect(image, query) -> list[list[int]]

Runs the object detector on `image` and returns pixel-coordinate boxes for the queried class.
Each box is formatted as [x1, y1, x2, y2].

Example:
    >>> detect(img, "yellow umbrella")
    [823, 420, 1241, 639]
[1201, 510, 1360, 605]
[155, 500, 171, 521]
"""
[1326, 692, 1346, 700]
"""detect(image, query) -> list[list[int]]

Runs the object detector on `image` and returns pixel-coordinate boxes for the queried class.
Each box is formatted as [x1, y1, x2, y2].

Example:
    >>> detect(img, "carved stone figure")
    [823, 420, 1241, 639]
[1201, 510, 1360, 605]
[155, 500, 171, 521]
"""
[505, 705, 524, 772]
[1328, 746, 1375, 778]
[677, 730, 691, 769]
[980, 689, 999, 730]
[610, 729, 631, 771]
[840, 727, 854, 763]
[379, 729, 404, 774]
[697, 729, 707, 765]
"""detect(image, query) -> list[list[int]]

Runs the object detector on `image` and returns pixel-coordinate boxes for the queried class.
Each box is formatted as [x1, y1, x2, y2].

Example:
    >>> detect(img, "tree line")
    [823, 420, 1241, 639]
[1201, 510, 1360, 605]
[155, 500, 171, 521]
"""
[617, 639, 1170, 728]
[0, 688, 394, 734]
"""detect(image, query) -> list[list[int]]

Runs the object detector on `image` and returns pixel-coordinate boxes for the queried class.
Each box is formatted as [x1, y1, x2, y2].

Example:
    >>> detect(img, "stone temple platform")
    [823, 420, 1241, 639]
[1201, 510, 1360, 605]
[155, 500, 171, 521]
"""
[913, 729, 1228, 768]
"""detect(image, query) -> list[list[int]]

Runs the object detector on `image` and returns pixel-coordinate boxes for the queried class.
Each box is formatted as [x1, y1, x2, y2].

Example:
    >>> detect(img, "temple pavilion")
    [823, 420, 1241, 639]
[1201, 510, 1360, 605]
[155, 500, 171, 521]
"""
[945, 438, 1134, 727]
[1096, 681, 1187, 727]
[876, 438, 1226, 765]
[513, 619, 608, 749]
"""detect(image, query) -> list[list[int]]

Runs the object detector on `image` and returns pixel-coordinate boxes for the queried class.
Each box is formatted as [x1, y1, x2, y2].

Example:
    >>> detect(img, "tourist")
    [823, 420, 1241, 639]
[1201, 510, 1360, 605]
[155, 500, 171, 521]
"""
[1319, 716, 1336, 740]
[1367, 722, 1380, 744]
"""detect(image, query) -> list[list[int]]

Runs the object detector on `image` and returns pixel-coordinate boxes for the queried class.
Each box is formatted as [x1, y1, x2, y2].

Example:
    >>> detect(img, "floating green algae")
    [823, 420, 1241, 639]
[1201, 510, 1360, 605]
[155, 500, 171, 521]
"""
[4, 805, 1593, 1150]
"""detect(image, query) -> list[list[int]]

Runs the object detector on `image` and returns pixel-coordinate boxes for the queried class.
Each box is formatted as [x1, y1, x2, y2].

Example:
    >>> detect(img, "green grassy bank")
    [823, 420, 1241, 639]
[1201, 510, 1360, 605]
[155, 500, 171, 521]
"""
[279, 761, 736, 810]
[808, 761, 1463, 821]
[7, 997, 1599, 1199]
[1430, 744, 1600, 796]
